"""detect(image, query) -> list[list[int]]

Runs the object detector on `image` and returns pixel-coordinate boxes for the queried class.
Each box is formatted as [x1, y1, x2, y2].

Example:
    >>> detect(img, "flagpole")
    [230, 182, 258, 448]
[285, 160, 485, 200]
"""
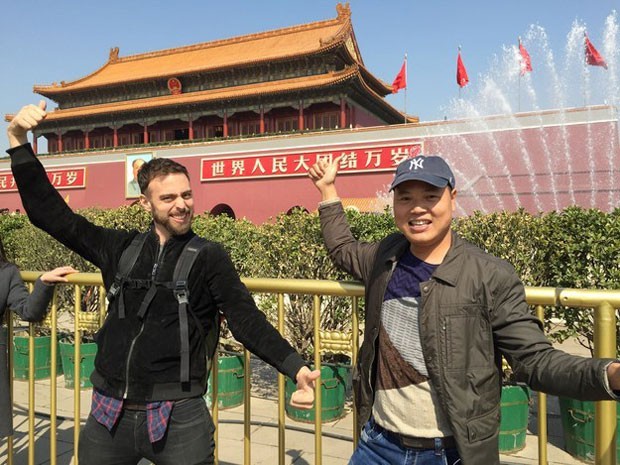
[583, 32, 587, 107]
[518, 75, 521, 112]
[458, 46, 462, 99]
[583, 32, 589, 107]
[518, 37, 522, 112]
[404, 53, 408, 123]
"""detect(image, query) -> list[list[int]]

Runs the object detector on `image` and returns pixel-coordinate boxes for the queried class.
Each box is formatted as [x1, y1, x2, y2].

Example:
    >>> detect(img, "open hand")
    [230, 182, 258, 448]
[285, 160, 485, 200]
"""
[40, 266, 78, 285]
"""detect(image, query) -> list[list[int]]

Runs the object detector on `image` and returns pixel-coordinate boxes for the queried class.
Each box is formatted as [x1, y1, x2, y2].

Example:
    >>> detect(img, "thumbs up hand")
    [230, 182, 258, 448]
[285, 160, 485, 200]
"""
[7, 100, 48, 148]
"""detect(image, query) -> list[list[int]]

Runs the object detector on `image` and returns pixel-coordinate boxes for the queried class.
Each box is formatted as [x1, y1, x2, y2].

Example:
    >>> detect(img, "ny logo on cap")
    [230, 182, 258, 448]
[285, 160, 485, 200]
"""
[408, 158, 424, 171]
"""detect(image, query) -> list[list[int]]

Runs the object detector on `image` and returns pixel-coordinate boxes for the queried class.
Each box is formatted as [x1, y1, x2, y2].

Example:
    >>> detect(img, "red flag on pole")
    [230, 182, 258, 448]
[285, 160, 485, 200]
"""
[391, 60, 407, 93]
[456, 50, 469, 88]
[584, 34, 608, 69]
[519, 40, 533, 75]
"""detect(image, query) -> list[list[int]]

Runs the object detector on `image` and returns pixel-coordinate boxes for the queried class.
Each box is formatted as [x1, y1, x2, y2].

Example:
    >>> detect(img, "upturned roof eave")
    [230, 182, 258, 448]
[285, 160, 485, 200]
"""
[357, 64, 392, 96]
[21, 65, 412, 126]
[33, 10, 355, 97]
[350, 73, 417, 123]
[34, 43, 356, 98]
[34, 67, 363, 125]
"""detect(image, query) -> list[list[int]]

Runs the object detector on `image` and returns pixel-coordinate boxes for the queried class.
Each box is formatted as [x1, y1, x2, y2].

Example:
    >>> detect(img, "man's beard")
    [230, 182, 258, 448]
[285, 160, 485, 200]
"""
[153, 209, 193, 237]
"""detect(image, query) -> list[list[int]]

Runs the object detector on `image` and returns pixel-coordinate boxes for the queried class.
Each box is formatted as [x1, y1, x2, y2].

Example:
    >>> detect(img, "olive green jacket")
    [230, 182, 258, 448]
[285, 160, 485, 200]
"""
[319, 201, 615, 465]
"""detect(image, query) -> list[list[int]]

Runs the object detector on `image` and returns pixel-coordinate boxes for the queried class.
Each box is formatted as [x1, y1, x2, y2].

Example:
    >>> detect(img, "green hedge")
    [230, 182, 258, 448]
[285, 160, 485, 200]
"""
[2, 206, 619, 357]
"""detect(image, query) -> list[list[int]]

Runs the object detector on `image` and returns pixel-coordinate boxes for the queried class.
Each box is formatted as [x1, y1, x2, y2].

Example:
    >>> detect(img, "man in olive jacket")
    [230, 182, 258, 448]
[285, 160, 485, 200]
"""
[309, 155, 620, 465]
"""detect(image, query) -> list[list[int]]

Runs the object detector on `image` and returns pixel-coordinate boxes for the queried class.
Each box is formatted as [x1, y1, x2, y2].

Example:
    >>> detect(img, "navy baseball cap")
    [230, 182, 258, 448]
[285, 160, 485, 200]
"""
[390, 155, 456, 191]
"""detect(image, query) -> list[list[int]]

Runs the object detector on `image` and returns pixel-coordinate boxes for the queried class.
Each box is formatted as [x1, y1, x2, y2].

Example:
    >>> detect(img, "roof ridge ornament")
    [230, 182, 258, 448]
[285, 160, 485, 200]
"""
[109, 47, 120, 63]
[320, 3, 351, 47]
[336, 2, 351, 20]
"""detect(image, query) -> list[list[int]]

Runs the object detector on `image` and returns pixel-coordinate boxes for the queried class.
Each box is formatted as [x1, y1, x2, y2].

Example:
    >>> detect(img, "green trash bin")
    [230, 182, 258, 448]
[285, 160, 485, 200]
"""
[205, 352, 245, 409]
[499, 384, 530, 453]
[59, 340, 97, 389]
[12, 334, 62, 380]
[285, 363, 351, 423]
[559, 397, 620, 462]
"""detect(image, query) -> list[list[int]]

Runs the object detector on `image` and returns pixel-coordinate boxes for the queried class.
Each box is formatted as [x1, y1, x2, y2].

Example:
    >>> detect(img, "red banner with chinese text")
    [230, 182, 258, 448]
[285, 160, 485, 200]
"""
[0, 167, 86, 192]
[200, 143, 423, 182]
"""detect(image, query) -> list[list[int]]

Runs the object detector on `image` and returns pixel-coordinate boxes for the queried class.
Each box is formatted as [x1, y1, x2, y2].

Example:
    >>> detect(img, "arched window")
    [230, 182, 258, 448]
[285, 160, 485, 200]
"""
[286, 206, 309, 215]
[210, 203, 236, 219]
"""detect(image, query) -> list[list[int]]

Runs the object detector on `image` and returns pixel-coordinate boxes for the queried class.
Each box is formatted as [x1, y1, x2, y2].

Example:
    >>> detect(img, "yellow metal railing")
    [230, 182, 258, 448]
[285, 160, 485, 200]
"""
[526, 287, 620, 465]
[2, 273, 619, 465]
[3, 272, 104, 465]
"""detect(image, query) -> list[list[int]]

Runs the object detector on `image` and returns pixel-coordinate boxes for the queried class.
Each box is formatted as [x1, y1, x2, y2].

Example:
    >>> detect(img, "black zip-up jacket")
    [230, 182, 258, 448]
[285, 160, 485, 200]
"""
[9, 143, 306, 401]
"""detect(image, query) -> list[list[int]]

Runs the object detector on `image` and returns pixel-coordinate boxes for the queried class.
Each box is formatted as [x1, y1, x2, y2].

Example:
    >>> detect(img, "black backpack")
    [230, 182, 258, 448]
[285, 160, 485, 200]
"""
[107, 233, 219, 384]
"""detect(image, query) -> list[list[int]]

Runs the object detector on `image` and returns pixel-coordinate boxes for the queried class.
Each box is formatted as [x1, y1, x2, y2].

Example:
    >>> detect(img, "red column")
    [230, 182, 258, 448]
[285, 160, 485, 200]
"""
[259, 106, 265, 134]
[298, 100, 304, 131]
[57, 133, 63, 153]
[223, 111, 228, 138]
[32, 134, 38, 154]
[340, 98, 346, 129]
[143, 124, 149, 144]
[113, 127, 118, 147]
[84, 131, 90, 150]
[188, 119, 194, 140]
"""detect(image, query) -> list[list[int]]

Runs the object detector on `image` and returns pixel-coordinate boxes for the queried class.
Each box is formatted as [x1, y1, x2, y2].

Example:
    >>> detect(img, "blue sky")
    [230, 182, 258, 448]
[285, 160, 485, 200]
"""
[1, 0, 617, 124]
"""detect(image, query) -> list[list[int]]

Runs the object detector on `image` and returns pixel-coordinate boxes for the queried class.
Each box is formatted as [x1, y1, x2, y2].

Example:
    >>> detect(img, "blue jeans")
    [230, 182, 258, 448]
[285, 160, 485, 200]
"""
[349, 419, 461, 465]
[79, 397, 215, 465]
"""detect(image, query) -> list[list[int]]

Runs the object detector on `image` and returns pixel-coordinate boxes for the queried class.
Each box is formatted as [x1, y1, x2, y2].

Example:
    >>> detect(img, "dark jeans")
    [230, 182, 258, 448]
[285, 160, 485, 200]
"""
[79, 397, 215, 465]
[349, 419, 461, 465]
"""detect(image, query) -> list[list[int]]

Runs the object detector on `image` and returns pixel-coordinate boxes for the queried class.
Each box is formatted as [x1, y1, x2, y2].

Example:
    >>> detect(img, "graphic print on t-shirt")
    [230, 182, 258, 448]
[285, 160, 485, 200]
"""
[372, 250, 453, 437]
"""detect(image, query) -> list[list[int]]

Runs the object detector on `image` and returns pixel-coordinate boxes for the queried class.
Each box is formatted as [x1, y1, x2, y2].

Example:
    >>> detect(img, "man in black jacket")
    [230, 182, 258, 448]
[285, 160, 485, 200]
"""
[7, 101, 320, 465]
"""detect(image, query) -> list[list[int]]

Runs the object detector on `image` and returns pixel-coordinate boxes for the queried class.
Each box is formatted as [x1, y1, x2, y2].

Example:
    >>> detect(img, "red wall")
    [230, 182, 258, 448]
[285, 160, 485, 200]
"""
[1, 113, 618, 222]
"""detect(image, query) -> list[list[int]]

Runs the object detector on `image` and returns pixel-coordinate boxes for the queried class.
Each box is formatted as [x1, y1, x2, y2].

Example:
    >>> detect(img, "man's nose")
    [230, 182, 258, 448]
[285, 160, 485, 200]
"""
[409, 202, 425, 213]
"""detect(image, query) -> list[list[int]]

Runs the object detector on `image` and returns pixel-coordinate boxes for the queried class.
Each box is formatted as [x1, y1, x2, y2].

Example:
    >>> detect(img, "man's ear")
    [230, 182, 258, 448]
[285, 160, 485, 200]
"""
[139, 194, 150, 212]
[450, 188, 457, 213]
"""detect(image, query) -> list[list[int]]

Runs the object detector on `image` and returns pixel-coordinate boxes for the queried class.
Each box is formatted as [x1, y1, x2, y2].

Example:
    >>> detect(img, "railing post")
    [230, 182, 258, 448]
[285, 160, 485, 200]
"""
[7, 311, 14, 465]
[277, 293, 286, 465]
[351, 296, 359, 449]
[73, 285, 82, 465]
[313, 295, 322, 465]
[244, 348, 251, 465]
[535, 305, 548, 465]
[49, 290, 58, 465]
[28, 317, 35, 465]
[594, 301, 617, 465]
[212, 351, 219, 465]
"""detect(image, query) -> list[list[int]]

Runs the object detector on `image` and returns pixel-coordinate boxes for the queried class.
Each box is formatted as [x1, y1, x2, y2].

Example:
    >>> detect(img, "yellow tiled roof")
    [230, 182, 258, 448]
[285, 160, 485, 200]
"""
[34, 5, 355, 95]
[38, 67, 360, 121]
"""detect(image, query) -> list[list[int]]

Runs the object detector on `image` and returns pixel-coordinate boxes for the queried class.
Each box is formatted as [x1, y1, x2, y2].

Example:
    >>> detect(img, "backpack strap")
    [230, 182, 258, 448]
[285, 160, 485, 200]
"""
[108, 233, 149, 319]
[110, 233, 216, 385]
[172, 235, 209, 384]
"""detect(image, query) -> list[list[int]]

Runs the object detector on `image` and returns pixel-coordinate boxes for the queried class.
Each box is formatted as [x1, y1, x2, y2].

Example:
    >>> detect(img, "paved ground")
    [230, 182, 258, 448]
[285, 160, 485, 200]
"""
[0, 336, 596, 464]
